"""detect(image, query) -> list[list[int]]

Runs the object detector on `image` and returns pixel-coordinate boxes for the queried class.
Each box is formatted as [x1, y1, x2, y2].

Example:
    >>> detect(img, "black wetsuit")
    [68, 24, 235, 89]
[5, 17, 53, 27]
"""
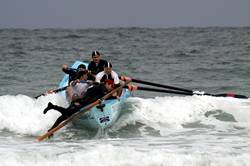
[87, 59, 107, 80]
[62, 68, 80, 84]
[45, 83, 109, 131]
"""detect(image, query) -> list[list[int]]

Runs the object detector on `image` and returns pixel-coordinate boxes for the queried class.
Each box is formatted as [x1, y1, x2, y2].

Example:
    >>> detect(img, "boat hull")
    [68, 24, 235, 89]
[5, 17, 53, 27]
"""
[58, 60, 131, 129]
[72, 89, 130, 129]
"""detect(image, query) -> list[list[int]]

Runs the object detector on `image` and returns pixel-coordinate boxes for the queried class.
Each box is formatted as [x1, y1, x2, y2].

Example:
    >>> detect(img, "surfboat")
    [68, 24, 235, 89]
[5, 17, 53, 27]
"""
[58, 60, 131, 129]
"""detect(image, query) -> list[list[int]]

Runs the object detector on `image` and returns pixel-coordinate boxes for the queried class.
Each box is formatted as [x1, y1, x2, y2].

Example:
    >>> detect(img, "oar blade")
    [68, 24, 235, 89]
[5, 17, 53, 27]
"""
[213, 93, 248, 99]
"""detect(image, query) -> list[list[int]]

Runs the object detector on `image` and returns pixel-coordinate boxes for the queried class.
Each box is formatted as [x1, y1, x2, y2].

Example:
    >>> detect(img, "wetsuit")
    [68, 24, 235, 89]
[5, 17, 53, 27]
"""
[62, 68, 80, 84]
[87, 59, 107, 80]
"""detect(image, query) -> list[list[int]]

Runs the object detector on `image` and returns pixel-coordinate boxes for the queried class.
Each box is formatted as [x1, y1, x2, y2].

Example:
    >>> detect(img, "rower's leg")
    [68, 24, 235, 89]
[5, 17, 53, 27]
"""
[47, 104, 82, 132]
[43, 102, 67, 115]
[50, 104, 68, 115]
[43, 102, 53, 114]
[48, 115, 68, 132]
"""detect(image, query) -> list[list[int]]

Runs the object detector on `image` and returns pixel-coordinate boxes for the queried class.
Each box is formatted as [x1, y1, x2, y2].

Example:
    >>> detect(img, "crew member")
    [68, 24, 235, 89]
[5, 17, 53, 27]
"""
[87, 51, 107, 80]
[43, 79, 115, 132]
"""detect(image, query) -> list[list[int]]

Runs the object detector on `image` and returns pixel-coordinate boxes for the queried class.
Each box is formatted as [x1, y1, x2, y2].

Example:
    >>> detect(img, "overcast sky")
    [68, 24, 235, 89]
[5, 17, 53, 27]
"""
[0, 0, 250, 28]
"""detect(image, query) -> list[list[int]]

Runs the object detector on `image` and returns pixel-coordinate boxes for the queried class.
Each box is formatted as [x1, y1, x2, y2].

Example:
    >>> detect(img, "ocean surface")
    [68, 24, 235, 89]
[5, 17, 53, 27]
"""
[0, 27, 250, 166]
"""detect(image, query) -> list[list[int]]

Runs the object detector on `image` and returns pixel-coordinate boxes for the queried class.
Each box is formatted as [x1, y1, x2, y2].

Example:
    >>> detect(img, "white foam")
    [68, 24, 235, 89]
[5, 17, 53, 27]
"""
[0, 94, 68, 135]
[114, 95, 250, 135]
[0, 142, 250, 166]
[1, 93, 250, 136]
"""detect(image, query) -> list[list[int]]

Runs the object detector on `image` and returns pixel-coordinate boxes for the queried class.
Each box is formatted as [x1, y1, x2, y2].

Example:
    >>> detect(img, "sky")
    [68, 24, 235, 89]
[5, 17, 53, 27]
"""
[0, 0, 250, 28]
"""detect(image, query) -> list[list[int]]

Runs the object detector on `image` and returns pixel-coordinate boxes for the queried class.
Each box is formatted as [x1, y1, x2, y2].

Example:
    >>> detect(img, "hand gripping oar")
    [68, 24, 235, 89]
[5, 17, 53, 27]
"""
[121, 76, 248, 99]
[34, 86, 68, 99]
[36, 80, 131, 142]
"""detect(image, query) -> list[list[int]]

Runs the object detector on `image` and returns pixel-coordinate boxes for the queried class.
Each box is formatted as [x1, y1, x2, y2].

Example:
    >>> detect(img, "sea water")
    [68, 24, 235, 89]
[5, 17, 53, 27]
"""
[0, 27, 250, 165]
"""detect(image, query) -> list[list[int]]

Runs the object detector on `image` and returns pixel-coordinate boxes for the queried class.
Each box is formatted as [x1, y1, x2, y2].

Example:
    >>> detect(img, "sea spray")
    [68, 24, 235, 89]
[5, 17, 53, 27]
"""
[0, 94, 68, 135]
[112, 96, 250, 136]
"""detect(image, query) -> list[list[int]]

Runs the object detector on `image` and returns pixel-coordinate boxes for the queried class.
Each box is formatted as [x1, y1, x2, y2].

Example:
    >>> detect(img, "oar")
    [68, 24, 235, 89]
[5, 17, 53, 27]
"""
[124, 83, 248, 99]
[34, 86, 68, 99]
[36, 80, 131, 142]
[125, 85, 193, 96]
[210, 93, 248, 99]
[120, 76, 193, 93]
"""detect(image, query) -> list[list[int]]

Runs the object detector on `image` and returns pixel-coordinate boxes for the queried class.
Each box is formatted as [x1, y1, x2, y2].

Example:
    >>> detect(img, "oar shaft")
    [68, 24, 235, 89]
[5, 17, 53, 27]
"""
[34, 86, 68, 99]
[126, 77, 193, 93]
[125, 85, 193, 96]
[53, 86, 67, 93]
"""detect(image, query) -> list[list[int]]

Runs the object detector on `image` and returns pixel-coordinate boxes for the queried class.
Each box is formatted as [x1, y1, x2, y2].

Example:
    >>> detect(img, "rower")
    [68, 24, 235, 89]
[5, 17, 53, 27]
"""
[95, 62, 123, 97]
[66, 70, 93, 102]
[87, 51, 108, 80]
[62, 63, 87, 84]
